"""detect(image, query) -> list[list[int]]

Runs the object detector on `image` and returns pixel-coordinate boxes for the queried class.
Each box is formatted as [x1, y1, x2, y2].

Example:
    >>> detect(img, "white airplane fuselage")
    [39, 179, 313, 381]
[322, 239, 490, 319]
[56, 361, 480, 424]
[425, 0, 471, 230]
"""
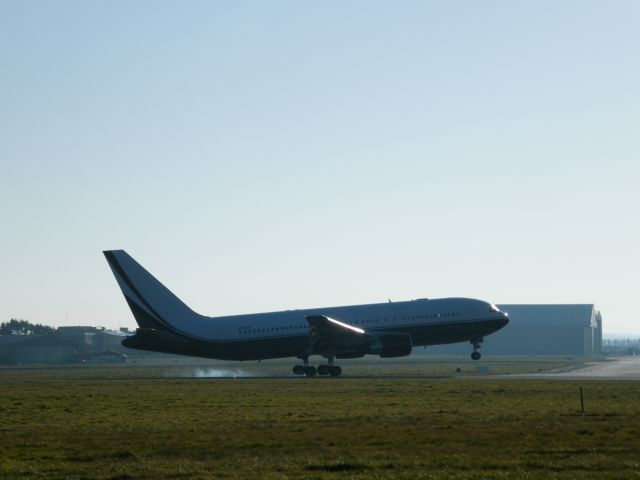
[104, 250, 509, 369]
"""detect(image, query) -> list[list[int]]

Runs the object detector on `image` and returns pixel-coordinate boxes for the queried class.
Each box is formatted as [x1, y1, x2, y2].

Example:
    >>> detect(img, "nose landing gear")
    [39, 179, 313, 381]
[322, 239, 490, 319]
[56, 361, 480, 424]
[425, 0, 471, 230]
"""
[470, 338, 483, 360]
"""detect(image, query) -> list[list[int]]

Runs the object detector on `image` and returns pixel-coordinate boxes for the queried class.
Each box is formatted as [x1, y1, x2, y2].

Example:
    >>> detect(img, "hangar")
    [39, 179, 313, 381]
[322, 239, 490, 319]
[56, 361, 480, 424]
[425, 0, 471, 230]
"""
[0, 334, 76, 364]
[0, 327, 135, 364]
[427, 304, 602, 356]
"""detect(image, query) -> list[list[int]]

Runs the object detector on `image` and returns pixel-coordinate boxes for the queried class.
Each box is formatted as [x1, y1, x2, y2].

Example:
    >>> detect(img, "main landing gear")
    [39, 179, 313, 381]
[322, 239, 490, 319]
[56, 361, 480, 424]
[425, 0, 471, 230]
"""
[317, 364, 342, 376]
[293, 356, 342, 377]
[293, 358, 316, 376]
[470, 338, 483, 360]
[318, 356, 342, 377]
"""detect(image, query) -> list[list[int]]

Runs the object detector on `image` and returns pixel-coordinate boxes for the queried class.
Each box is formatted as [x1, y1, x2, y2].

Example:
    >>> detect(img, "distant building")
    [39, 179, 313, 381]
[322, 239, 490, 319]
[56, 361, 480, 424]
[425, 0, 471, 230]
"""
[0, 326, 138, 364]
[2, 335, 76, 364]
[0, 335, 29, 363]
[56, 326, 99, 356]
[427, 304, 603, 356]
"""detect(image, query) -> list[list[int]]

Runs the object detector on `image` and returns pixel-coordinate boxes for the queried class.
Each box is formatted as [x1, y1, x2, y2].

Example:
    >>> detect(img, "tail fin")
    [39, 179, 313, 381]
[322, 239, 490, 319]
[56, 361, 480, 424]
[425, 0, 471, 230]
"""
[103, 250, 202, 333]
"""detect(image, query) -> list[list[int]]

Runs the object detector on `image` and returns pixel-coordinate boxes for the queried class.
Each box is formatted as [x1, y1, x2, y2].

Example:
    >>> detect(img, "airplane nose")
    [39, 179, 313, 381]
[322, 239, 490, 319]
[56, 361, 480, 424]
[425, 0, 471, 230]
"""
[500, 312, 509, 327]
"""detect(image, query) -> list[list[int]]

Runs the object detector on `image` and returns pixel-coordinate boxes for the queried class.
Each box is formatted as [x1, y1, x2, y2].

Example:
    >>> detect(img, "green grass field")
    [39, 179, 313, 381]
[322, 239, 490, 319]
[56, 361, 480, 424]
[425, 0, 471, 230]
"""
[1, 360, 638, 479]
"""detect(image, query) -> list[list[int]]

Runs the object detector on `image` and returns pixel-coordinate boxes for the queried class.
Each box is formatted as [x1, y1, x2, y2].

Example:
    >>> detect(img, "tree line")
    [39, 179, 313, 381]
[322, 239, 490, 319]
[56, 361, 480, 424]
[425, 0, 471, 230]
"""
[603, 338, 640, 355]
[0, 319, 55, 335]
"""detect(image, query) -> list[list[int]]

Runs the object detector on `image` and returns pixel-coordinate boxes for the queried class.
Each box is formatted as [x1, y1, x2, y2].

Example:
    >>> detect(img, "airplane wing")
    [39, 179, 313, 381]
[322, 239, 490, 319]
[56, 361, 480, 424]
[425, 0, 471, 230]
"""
[305, 315, 372, 354]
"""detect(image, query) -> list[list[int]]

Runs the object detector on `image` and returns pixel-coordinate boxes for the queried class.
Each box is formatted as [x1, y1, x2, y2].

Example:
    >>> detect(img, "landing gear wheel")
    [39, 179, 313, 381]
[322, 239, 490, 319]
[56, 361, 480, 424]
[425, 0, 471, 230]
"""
[293, 365, 317, 376]
[470, 338, 483, 361]
[317, 365, 329, 375]
[329, 366, 342, 377]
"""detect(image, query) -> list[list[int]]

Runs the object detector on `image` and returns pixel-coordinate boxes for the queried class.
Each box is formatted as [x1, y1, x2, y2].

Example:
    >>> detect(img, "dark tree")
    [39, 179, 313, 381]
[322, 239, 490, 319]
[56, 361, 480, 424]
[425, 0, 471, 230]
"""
[0, 319, 55, 335]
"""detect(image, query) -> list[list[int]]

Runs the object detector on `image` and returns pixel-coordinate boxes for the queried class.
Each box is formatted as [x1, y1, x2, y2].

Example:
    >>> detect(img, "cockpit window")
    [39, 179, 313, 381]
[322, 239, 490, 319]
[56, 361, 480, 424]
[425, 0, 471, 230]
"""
[489, 304, 500, 312]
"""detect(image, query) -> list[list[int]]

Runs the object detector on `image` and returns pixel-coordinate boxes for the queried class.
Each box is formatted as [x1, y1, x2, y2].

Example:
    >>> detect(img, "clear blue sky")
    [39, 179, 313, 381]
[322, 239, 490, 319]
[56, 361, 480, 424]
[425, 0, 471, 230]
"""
[1, 1, 639, 334]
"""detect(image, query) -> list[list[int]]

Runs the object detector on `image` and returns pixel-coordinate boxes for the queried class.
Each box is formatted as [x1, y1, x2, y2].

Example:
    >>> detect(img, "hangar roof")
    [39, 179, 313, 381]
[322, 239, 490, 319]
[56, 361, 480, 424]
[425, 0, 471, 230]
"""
[497, 304, 598, 328]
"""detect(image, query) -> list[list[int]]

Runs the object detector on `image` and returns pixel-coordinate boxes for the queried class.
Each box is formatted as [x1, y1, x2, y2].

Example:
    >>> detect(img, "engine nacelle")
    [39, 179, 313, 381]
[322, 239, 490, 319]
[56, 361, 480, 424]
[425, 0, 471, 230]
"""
[336, 352, 366, 359]
[367, 333, 412, 358]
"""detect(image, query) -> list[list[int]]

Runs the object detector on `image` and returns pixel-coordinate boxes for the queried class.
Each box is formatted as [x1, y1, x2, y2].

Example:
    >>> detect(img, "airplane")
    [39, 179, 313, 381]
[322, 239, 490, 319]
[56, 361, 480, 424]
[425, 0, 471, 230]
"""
[104, 250, 509, 376]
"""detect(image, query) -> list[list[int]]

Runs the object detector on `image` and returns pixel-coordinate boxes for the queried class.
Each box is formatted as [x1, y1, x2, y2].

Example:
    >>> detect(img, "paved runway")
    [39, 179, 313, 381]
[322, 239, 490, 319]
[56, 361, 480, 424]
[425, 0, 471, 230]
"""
[501, 356, 640, 380]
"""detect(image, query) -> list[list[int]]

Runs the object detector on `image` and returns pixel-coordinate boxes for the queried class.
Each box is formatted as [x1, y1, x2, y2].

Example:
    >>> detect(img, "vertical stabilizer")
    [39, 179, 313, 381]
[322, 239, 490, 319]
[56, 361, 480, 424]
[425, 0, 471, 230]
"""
[103, 250, 203, 333]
